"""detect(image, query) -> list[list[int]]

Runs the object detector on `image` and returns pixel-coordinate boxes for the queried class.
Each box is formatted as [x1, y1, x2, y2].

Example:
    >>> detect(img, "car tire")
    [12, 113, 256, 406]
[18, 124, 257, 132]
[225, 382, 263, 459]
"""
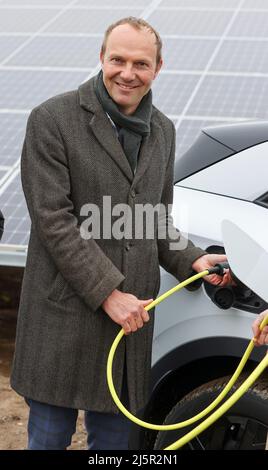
[154, 374, 268, 450]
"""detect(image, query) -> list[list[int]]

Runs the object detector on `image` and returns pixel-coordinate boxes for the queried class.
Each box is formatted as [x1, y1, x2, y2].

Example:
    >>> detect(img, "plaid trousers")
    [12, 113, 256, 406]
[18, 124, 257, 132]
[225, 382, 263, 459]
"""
[26, 397, 131, 450]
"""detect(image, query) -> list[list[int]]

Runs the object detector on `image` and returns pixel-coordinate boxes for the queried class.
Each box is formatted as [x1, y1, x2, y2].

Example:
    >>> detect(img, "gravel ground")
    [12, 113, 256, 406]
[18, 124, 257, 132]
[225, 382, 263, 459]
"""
[0, 309, 87, 450]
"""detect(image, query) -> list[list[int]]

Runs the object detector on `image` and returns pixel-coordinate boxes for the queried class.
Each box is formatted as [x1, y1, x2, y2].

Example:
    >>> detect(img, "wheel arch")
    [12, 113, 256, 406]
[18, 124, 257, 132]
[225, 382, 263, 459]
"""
[130, 336, 267, 449]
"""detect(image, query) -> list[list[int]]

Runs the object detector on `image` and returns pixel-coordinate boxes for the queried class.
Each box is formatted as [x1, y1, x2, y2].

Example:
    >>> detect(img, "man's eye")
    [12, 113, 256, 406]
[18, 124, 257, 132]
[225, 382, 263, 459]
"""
[137, 62, 148, 68]
[111, 58, 122, 63]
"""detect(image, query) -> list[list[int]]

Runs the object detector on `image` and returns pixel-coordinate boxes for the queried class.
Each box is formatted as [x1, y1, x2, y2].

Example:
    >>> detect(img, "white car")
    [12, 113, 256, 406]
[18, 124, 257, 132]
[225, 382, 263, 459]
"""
[131, 121, 268, 451]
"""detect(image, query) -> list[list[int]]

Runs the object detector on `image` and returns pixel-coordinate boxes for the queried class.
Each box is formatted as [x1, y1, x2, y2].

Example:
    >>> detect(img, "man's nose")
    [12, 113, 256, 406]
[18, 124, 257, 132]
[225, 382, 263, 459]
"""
[120, 64, 135, 81]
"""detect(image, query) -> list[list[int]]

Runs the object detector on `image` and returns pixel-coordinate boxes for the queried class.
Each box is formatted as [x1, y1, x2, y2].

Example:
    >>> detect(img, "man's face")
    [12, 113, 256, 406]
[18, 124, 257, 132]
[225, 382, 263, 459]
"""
[100, 24, 162, 115]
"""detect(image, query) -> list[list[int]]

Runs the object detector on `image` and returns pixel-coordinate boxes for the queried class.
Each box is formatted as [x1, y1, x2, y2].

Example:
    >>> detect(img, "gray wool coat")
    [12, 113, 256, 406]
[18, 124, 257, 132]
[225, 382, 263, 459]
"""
[11, 77, 205, 413]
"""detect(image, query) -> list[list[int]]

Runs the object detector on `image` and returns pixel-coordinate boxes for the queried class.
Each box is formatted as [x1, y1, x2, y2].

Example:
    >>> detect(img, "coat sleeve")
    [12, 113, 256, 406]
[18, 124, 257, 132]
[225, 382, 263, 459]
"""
[21, 105, 125, 312]
[157, 122, 206, 288]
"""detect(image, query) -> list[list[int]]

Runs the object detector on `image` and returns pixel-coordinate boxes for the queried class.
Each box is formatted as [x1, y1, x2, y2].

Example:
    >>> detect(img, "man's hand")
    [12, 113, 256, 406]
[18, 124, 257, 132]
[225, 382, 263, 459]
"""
[192, 254, 233, 286]
[252, 309, 268, 346]
[102, 289, 153, 335]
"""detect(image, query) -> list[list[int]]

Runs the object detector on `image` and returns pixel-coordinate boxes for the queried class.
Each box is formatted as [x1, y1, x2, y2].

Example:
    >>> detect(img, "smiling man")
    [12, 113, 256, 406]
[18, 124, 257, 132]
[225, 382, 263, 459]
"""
[100, 22, 162, 115]
[11, 17, 230, 450]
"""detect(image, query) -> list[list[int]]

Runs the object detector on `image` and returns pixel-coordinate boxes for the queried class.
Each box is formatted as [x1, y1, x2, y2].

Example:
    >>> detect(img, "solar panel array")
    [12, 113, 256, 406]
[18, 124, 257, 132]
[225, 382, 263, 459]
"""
[0, 0, 268, 263]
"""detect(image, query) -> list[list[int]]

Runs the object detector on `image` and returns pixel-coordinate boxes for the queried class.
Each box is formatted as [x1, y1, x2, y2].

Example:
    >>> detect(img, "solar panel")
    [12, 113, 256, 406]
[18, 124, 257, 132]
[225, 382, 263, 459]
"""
[149, 10, 233, 35]
[0, 36, 27, 62]
[45, 9, 143, 34]
[0, 69, 89, 109]
[8, 36, 102, 68]
[162, 38, 218, 71]
[0, 171, 30, 247]
[1, 0, 67, 4]
[0, 8, 61, 33]
[188, 76, 268, 119]
[211, 40, 268, 73]
[160, 0, 240, 6]
[76, 0, 149, 6]
[243, 0, 268, 7]
[153, 73, 200, 115]
[0, 113, 27, 167]
[229, 11, 268, 37]
[0, 0, 268, 265]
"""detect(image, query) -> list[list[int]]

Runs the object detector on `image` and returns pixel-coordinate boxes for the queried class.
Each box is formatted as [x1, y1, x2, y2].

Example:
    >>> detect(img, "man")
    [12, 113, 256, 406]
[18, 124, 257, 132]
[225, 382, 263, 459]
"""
[11, 17, 230, 450]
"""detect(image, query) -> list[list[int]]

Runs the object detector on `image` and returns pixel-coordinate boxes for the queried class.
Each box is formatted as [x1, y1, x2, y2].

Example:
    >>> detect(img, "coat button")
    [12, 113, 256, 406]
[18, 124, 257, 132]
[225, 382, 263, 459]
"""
[130, 189, 136, 198]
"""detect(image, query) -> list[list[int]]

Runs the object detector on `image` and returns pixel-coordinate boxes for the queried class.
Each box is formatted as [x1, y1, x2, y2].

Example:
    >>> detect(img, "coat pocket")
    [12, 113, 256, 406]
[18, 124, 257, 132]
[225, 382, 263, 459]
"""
[48, 271, 75, 303]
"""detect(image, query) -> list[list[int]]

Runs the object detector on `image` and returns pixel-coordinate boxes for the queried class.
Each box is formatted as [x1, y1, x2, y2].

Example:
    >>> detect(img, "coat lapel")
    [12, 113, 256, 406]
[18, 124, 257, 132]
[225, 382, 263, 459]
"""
[79, 78, 133, 182]
[78, 77, 161, 186]
[89, 112, 134, 182]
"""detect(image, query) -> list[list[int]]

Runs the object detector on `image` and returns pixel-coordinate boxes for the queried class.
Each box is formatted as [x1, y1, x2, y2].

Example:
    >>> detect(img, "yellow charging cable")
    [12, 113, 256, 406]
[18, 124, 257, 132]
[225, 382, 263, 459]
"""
[106, 270, 268, 450]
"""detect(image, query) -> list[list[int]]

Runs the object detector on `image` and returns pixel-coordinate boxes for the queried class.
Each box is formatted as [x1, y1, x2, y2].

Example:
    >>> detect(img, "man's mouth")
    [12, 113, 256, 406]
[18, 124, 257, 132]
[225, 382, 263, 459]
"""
[115, 82, 138, 90]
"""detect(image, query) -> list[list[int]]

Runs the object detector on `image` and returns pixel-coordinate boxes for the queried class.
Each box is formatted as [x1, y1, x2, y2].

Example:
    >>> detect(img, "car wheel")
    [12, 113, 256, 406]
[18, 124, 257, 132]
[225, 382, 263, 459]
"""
[154, 374, 268, 450]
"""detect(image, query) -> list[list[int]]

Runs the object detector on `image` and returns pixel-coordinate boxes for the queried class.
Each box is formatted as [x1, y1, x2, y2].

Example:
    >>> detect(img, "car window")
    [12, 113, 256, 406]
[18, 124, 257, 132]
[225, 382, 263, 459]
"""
[174, 132, 234, 183]
[175, 141, 268, 202]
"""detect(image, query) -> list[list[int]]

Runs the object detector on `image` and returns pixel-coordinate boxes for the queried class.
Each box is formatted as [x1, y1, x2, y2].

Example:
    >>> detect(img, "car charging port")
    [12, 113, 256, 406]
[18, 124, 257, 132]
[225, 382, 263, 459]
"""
[208, 285, 235, 310]
[204, 248, 268, 313]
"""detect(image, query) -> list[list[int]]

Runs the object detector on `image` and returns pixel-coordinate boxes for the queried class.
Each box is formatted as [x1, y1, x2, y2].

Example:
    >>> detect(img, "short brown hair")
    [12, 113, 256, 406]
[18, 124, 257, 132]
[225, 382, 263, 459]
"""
[101, 17, 162, 66]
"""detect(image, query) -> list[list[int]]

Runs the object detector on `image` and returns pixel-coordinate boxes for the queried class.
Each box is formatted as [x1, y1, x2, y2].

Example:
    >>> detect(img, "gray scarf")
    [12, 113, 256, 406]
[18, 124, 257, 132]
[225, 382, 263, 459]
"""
[93, 70, 152, 173]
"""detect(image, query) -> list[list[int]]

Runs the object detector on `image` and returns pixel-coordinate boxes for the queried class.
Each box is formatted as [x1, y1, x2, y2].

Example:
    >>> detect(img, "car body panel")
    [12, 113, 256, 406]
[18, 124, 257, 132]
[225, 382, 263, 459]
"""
[152, 122, 268, 376]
